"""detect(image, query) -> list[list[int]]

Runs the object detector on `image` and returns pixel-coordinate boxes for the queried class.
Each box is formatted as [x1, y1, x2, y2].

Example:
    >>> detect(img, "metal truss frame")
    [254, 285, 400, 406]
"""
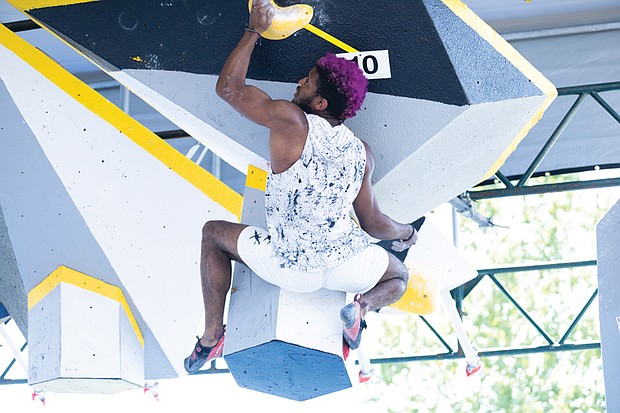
[192, 258, 602, 375]
[469, 81, 620, 200]
[0, 318, 27, 385]
[374, 259, 601, 366]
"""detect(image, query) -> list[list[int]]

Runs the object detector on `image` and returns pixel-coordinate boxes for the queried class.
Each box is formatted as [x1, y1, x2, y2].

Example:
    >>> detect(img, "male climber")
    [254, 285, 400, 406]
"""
[184, 0, 421, 373]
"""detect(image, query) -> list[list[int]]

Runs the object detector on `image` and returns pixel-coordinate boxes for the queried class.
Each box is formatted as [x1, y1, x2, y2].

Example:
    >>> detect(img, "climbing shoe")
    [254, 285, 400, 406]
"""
[340, 297, 367, 352]
[183, 330, 225, 374]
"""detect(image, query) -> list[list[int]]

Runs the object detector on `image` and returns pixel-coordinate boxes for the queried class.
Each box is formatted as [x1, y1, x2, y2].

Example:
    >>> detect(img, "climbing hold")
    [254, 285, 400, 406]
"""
[248, 0, 313, 40]
[389, 264, 439, 315]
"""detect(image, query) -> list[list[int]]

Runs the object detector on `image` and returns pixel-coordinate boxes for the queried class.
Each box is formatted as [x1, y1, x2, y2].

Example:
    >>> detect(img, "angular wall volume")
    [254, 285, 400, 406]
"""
[0, 199, 27, 336]
[596, 200, 620, 413]
[0, 23, 241, 378]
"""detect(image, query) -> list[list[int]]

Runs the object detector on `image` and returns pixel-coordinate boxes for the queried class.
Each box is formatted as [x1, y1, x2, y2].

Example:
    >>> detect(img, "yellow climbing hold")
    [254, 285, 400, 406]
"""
[130, 56, 143, 62]
[390, 264, 439, 315]
[248, 0, 313, 40]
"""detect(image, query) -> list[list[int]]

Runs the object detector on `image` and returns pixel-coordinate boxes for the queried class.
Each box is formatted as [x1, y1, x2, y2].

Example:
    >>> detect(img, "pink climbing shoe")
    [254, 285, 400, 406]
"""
[340, 295, 367, 353]
[184, 329, 225, 374]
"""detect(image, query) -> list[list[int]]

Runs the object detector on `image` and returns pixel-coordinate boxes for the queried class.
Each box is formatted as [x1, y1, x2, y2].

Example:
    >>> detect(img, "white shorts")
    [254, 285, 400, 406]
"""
[236, 226, 389, 294]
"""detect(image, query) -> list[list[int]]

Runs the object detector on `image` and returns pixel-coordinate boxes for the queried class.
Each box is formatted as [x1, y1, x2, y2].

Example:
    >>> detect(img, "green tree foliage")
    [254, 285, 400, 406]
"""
[360, 174, 619, 412]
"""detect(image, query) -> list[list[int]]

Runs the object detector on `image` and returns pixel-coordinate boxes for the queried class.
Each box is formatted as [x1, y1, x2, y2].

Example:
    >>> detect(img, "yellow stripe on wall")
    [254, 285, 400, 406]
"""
[0, 24, 242, 220]
[246, 165, 268, 192]
[28, 266, 144, 347]
[8, 0, 97, 11]
[481, 96, 555, 181]
[305, 24, 358, 53]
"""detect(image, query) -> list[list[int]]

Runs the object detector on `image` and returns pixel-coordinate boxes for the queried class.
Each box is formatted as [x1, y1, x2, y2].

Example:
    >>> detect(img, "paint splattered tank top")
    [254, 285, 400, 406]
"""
[265, 113, 370, 271]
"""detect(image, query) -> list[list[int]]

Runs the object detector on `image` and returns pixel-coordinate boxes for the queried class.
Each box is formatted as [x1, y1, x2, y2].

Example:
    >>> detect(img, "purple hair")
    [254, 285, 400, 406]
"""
[315, 53, 368, 119]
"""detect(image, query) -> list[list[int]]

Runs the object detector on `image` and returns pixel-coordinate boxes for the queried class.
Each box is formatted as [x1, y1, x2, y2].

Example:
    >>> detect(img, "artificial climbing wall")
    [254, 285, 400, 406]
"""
[1, 0, 556, 383]
[0, 23, 240, 378]
[8, 0, 556, 223]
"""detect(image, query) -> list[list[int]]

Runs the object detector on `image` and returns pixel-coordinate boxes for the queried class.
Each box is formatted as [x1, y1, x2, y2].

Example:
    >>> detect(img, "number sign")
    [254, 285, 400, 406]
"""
[336, 50, 391, 80]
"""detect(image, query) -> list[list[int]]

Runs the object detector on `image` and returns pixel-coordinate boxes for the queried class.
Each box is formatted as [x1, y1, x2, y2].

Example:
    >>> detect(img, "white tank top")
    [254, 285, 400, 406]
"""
[265, 113, 370, 271]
